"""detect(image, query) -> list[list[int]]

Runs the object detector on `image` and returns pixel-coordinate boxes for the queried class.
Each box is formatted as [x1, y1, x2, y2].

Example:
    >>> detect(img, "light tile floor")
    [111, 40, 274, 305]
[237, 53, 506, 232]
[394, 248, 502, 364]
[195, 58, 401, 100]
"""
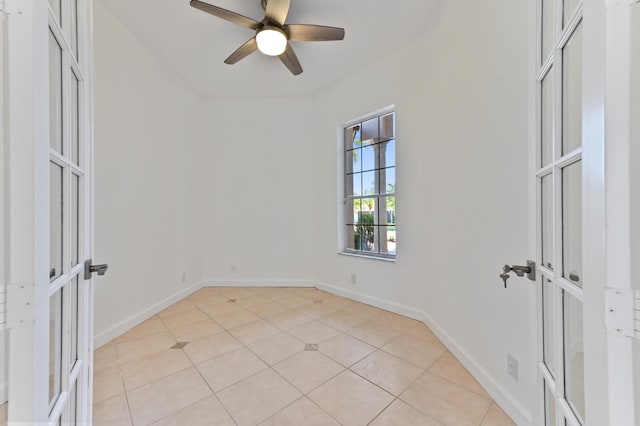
[93, 287, 516, 426]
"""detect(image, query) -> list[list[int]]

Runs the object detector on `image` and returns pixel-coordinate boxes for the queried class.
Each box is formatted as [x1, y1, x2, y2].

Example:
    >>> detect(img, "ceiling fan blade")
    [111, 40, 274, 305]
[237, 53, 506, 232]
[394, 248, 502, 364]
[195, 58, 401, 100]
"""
[190, 0, 261, 30]
[279, 43, 303, 76]
[284, 24, 345, 41]
[265, 0, 290, 26]
[224, 37, 258, 64]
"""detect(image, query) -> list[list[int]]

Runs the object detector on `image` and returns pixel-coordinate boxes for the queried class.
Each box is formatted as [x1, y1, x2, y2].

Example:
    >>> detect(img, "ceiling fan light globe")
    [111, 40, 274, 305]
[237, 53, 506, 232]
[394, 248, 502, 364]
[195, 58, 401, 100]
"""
[256, 26, 287, 56]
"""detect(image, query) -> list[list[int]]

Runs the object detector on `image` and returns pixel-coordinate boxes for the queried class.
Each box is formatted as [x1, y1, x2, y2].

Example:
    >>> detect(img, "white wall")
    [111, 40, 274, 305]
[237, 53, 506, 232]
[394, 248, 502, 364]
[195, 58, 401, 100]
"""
[93, 2, 203, 344]
[199, 98, 315, 286]
[93, 0, 534, 421]
[313, 0, 533, 423]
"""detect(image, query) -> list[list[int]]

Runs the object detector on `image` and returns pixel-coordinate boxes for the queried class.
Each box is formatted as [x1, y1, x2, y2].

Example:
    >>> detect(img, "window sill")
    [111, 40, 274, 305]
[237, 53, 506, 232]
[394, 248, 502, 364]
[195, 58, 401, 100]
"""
[338, 251, 396, 262]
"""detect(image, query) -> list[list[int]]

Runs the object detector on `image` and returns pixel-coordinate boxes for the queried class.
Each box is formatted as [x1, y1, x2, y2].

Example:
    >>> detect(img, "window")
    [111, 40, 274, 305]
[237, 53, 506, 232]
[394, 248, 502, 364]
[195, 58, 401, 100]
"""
[343, 110, 396, 258]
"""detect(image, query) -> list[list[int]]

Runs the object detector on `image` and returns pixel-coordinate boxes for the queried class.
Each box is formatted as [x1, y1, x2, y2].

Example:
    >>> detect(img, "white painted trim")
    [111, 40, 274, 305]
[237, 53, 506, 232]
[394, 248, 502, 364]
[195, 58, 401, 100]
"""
[602, 1, 637, 423]
[337, 252, 396, 263]
[6, 0, 51, 421]
[316, 281, 533, 425]
[95, 279, 316, 347]
[421, 309, 533, 426]
[93, 281, 203, 348]
[342, 105, 396, 128]
[315, 281, 423, 322]
[203, 279, 316, 289]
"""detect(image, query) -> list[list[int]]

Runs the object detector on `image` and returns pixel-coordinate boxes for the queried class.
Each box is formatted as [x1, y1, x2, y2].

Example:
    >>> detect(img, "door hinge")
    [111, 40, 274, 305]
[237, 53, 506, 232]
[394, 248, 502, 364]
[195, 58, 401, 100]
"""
[605, 288, 640, 338]
[6, 283, 34, 329]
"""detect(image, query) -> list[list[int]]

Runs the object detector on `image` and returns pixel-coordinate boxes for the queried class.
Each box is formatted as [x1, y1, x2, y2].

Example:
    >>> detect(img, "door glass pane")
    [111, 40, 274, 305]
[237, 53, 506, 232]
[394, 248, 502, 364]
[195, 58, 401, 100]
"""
[70, 0, 79, 59]
[69, 277, 79, 369]
[70, 70, 80, 166]
[543, 278, 556, 377]
[50, 163, 63, 281]
[562, 25, 582, 155]
[71, 174, 79, 268]
[563, 291, 585, 423]
[563, 0, 580, 26]
[541, 70, 554, 167]
[542, 0, 555, 62]
[49, 288, 63, 409]
[49, 32, 63, 154]
[541, 174, 554, 270]
[545, 380, 557, 425]
[562, 161, 582, 286]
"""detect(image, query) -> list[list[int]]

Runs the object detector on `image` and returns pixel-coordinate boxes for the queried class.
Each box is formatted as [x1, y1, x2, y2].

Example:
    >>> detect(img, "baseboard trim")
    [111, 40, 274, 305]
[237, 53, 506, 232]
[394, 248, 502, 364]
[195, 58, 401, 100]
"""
[420, 311, 533, 425]
[93, 281, 203, 348]
[315, 281, 424, 322]
[203, 279, 316, 288]
[91, 277, 532, 424]
[316, 281, 533, 426]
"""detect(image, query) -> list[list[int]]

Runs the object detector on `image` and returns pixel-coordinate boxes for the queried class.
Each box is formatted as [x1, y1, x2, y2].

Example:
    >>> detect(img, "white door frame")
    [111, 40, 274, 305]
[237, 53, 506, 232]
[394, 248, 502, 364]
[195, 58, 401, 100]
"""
[5, 0, 51, 420]
[4, 0, 95, 423]
[530, 0, 637, 424]
[601, 0, 637, 423]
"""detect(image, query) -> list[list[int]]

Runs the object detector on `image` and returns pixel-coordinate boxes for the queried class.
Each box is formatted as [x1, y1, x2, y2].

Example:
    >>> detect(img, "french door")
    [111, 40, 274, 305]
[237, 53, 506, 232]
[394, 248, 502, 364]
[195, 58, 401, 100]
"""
[535, 0, 587, 424]
[534, 0, 639, 423]
[6, 0, 94, 423]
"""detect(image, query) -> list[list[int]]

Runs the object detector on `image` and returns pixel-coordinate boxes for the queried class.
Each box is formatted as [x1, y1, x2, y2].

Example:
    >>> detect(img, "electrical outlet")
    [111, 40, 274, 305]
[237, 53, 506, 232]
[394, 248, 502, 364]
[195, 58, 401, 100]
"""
[507, 354, 518, 381]
[231, 264, 237, 273]
[350, 274, 357, 285]
[181, 272, 187, 283]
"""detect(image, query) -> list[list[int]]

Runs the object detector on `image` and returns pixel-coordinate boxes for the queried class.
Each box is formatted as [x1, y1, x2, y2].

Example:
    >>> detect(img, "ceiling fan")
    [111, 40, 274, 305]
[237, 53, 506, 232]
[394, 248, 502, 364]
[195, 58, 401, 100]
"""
[190, 0, 345, 76]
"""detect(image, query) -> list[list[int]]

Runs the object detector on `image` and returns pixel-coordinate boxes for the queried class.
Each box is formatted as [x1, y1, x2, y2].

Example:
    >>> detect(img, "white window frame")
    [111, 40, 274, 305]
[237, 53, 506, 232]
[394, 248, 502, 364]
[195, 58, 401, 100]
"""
[340, 105, 396, 261]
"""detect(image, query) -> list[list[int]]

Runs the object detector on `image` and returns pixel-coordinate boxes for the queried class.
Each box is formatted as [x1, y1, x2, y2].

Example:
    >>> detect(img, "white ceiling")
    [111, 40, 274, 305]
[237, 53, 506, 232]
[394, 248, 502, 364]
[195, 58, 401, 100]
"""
[99, 0, 439, 98]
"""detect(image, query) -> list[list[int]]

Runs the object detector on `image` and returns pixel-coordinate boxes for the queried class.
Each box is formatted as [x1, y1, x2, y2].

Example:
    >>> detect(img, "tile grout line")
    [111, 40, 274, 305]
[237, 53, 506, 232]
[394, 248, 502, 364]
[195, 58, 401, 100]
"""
[365, 395, 399, 426]
[262, 365, 343, 424]
[98, 288, 498, 426]
[192, 289, 349, 424]
[119, 371, 136, 426]
[176, 318, 239, 426]
[477, 400, 495, 426]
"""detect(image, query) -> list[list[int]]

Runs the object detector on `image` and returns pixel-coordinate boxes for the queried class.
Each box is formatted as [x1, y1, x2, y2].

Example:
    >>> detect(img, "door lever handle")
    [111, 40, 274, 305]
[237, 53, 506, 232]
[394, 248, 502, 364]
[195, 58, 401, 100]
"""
[500, 260, 536, 287]
[84, 259, 109, 280]
[503, 264, 530, 277]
